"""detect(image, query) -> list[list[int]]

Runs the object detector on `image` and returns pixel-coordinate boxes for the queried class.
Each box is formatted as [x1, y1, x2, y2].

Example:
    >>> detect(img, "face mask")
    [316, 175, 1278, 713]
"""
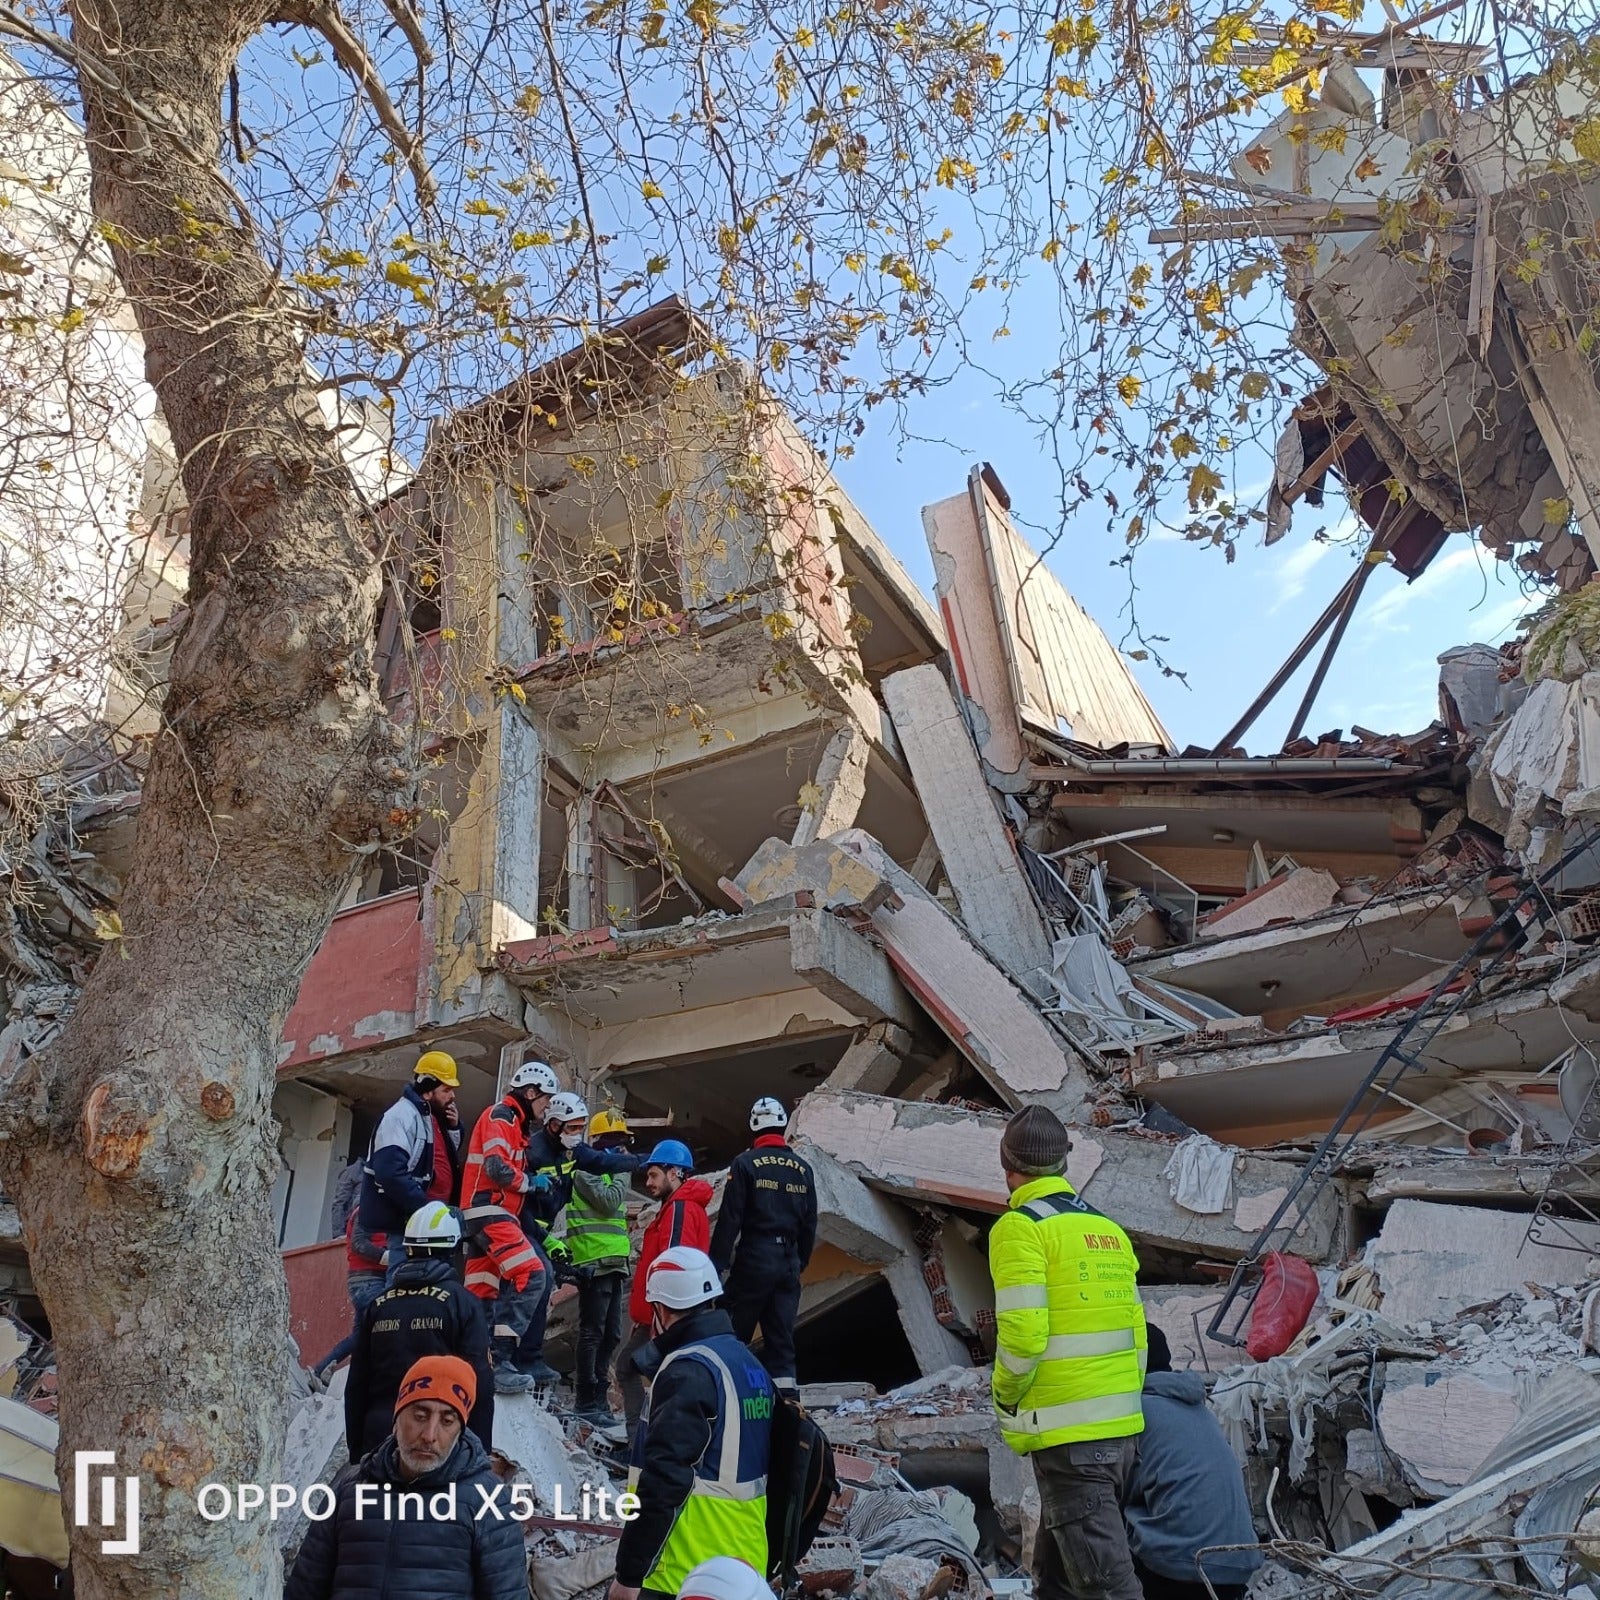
[560, 1131, 582, 1150]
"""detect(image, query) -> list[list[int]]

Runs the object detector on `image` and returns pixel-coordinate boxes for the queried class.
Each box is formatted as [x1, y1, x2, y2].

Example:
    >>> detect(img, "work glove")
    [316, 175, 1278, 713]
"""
[547, 1236, 571, 1264]
[522, 1171, 554, 1194]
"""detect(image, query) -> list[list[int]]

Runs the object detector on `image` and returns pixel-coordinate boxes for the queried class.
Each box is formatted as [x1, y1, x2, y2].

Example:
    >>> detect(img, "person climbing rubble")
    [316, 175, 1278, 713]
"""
[345, 1202, 495, 1458]
[461, 1058, 559, 1395]
[286, 1356, 528, 1600]
[1122, 1327, 1262, 1600]
[507, 1090, 643, 1389]
[709, 1097, 816, 1394]
[609, 1248, 772, 1600]
[564, 1106, 636, 1433]
[313, 1051, 463, 1379]
[620, 1139, 713, 1438]
[989, 1104, 1148, 1600]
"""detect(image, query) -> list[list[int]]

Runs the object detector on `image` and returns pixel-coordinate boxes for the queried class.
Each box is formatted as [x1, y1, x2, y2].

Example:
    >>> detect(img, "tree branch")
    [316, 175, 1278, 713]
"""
[275, 0, 439, 208]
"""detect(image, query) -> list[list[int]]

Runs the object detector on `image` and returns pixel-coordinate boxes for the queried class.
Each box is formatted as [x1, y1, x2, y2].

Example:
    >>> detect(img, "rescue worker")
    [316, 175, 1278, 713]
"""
[1123, 1327, 1262, 1600]
[286, 1356, 527, 1600]
[460, 1058, 559, 1394]
[709, 1098, 816, 1394]
[608, 1248, 772, 1600]
[357, 1050, 464, 1245]
[619, 1139, 712, 1438]
[313, 1051, 462, 1378]
[989, 1104, 1148, 1600]
[510, 1090, 642, 1385]
[345, 1202, 495, 1457]
[565, 1107, 635, 1432]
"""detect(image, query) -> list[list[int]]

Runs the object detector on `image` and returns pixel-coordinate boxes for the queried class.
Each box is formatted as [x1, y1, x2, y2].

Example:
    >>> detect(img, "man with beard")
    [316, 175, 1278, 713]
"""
[286, 1356, 527, 1600]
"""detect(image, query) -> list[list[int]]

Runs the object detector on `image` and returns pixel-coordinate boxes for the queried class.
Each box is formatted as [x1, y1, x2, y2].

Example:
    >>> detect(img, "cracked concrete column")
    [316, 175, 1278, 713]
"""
[793, 723, 872, 848]
[800, 1139, 970, 1375]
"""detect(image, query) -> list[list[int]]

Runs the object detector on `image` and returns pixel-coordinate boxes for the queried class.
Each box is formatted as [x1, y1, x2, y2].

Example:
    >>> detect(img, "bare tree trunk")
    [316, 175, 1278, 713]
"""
[0, 3, 408, 1594]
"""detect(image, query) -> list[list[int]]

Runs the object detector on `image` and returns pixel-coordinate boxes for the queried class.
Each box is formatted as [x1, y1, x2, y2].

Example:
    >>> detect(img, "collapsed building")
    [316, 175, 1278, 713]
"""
[3, 19, 1600, 1597]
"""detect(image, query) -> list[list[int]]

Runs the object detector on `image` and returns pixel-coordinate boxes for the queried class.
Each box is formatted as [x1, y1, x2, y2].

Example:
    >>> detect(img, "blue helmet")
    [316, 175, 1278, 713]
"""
[644, 1139, 694, 1172]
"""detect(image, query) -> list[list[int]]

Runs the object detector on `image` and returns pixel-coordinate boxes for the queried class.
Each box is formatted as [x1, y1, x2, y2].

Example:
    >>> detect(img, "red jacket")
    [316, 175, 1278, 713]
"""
[629, 1177, 712, 1326]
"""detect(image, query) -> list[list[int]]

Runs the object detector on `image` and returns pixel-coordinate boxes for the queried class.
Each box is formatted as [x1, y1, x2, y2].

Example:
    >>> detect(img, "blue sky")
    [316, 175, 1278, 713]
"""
[831, 380, 1543, 754]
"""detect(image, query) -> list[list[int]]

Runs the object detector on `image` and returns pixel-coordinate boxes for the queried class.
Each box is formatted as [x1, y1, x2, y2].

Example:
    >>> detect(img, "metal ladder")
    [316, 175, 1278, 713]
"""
[1205, 828, 1598, 1346]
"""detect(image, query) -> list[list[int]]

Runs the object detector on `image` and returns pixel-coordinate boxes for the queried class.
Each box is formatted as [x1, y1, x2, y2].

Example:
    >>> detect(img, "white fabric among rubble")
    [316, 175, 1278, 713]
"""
[1163, 1135, 1236, 1214]
[1210, 1310, 1422, 1481]
[1049, 934, 1179, 1050]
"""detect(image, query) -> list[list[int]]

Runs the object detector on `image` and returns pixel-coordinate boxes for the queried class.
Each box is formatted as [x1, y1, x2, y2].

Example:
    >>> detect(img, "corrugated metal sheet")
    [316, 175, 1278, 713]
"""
[965, 468, 1171, 753]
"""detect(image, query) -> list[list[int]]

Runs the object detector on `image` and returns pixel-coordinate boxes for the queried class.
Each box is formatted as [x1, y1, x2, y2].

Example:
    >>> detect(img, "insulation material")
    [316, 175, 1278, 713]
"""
[1050, 934, 1178, 1052]
[1163, 1135, 1236, 1214]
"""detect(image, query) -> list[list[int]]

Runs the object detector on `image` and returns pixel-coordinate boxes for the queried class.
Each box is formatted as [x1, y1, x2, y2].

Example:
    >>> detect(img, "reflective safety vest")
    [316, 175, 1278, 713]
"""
[989, 1175, 1147, 1454]
[627, 1332, 772, 1591]
[565, 1174, 630, 1268]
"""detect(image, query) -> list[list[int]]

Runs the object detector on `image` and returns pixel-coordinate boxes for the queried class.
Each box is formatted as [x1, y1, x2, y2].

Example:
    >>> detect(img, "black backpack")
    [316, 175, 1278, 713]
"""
[765, 1394, 839, 1588]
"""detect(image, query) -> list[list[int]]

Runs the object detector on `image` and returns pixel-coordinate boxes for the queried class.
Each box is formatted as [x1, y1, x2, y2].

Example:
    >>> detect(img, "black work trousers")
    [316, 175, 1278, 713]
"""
[575, 1269, 627, 1409]
[1031, 1436, 1143, 1600]
[722, 1238, 802, 1390]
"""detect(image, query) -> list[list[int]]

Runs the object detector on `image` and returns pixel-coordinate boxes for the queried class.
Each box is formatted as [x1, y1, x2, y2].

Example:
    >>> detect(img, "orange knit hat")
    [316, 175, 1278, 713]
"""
[394, 1355, 476, 1424]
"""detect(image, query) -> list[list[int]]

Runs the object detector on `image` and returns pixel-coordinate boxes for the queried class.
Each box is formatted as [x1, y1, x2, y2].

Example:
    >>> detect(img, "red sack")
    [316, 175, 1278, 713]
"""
[1246, 1251, 1319, 1361]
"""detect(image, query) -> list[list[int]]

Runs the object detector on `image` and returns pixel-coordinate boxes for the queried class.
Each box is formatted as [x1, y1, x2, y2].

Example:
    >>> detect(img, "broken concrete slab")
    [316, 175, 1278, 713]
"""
[1132, 888, 1471, 1020]
[1370, 1198, 1600, 1325]
[737, 833, 1094, 1113]
[791, 1089, 1342, 1263]
[881, 664, 1053, 985]
[801, 1138, 972, 1375]
[1133, 950, 1600, 1144]
[1201, 867, 1341, 940]
[824, 1021, 917, 1096]
[1377, 1365, 1522, 1497]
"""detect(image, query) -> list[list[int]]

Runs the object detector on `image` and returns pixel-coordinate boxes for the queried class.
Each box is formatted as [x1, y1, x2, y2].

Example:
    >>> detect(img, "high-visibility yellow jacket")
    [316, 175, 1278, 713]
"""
[989, 1174, 1147, 1454]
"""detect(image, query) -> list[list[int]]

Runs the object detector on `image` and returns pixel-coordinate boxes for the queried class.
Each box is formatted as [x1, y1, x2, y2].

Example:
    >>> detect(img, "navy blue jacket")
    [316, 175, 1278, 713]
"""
[615, 1307, 772, 1587]
[345, 1258, 494, 1458]
[359, 1087, 452, 1236]
[1124, 1372, 1263, 1585]
[284, 1431, 526, 1600]
[710, 1137, 817, 1276]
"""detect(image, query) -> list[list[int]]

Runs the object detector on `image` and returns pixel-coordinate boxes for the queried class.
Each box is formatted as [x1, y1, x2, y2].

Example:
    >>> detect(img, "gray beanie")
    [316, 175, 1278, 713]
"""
[1000, 1105, 1071, 1176]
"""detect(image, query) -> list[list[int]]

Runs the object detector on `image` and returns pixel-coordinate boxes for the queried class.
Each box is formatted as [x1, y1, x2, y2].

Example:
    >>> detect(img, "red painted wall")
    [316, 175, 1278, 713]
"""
[279, 890, 424, 1071]
[284, 1239, 351, 1368]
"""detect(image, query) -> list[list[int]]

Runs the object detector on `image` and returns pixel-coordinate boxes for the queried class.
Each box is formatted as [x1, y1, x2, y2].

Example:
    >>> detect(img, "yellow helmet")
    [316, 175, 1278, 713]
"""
[414, 1050, 459, 1088]
[588, 1107, 629, 1139]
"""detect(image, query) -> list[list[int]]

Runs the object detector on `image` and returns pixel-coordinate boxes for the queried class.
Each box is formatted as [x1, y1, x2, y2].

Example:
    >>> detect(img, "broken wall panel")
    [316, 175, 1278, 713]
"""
[881, 664, 1053, 985]
[791, 1089, 1343, 1263]
[735, 833, 1094, 1111]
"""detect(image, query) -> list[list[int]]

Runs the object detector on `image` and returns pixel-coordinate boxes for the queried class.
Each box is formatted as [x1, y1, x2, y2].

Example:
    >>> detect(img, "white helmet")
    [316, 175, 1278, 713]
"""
[403, 1202, 462, 1253]
[509, 1060, 559, 1096]
[547, 1090, 588, 1125]
[750, 1096, 788, 1133]
[645, 1246, 723, 1310]
[679, 1558, 772, 1600]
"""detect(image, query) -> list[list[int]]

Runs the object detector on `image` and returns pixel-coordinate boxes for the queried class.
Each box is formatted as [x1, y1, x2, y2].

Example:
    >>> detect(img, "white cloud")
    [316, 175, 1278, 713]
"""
[1360, 544, 1482, 633]
[1268, 538, 1333, 613]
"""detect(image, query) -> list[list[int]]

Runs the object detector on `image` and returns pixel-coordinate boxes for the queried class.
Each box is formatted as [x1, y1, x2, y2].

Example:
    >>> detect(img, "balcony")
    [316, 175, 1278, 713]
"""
[278, 889, 424, 1072]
